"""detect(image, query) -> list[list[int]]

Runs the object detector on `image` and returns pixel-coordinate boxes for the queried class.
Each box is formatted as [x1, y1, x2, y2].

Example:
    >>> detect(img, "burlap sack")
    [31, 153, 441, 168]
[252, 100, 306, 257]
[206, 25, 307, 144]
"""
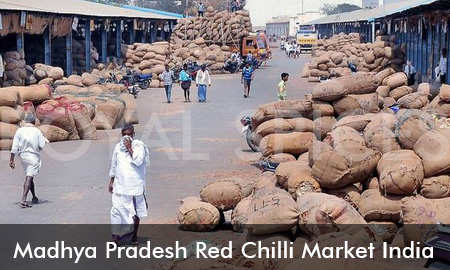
[335, 73, 380, 95]
[439, 84, 450, 102]
[311, 99, 335, 116]
[333, 93, 379, 115]
[49, 67, 64, 80]
[246, 188, 299, 235]
[285, 118, 314, 133]
[69, 103, 98, 140]
[91, 103, 119, 130]
[36, 104, 80, 140]
[358, 189, 403, 221]
[0, 139, 13, 150]
[420, 175, 450, 199]
[0, 106, 22, 123]
[0, 122, 18, 139]
[253, 119, 293, 145]
[253, 172, 277, 192]
[397, 91, 429, 109]
[0, 88, 20, 107]
[312, 146, 381, 189]
[374, 68, 395, 83]
[200, 177, 254, 211]
[396, 109, 434, 149]
[377, 150, 424, 195]
[38, 125, 69, 142]
[81, 73, 97, 87]
[383, 73, 407, 89]
[363, 176, 380, 190]
[364, 124, 400, 154]
[326, 184, 361, 210]
[119, 93, 139, 124]
[231, 196, 251, 232]
[12, 85, 51, 104]
[308, 141, 333, 167]
[312, 81, 346, 102]
[365, 113, 397, 131]
[297, 193, 367, 237]
[177, 200, 220, 232]
[252, 100, 313, 129]
[414, 128, 450, 177]
[326, 126, 366, 149]
[313, 116, 336, 140]
[334, 114, 372, 132]
[275, 161, 321, 199]
[389, 85, 412, 100]
[376, 85, 391, 98]
[66, 75, 84, 87]
[259, 132, 316, 157]
[266, 153, 296, 164]
[402, 196, 450, 243]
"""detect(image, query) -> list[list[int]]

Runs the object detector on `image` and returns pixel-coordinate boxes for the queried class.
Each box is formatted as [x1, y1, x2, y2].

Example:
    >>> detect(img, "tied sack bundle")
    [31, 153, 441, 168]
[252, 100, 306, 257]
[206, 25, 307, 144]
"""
[402, 196, 450, 244]
[259, 132, 316, 157]
[119, 93, 139, 124]
[36, 103, 80, 140]
[334, 72, 380, 95]
[395, 109, 434, 149]
[67, 103, 98, 140]
[325, 185, 361, 210]
[200, 177, 254, 211]
[0, 122, 19, 139]
[38, 125, 69, 142]
[253, 172, 278, 192]
[231, 196, 252, 233]
[358, 189, 403, 222]
[9, 85, 52, 104]
[297, 193, 367, 237]
[275, 161, 321, 199]
[0, 88, 22, 107]
[420, 175, 450, 199]
[377, 150, 424, 195]
[414, 128, 450, 177]
[332, 93, 379, 115]
[252, 100, 312, 129]
[246, 188, 299, 235]
[0, 106, 24, 124]
[177, 197, 220, 232]
[312, 128, 381, 189]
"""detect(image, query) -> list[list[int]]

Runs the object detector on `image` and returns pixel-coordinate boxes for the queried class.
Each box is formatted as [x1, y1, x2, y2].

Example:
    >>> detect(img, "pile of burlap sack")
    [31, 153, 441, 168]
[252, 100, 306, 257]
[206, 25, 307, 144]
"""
[122, 39, 232, 88]
[176, 71, 450, 266]
[2, 50, 28, 87]
[171, 7, 252, 44]
[0, 82, 138, 150]
[303, 32, 406, 82]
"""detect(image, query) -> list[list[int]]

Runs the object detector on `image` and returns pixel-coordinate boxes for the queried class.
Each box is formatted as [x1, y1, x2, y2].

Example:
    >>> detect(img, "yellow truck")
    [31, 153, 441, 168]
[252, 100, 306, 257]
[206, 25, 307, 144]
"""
[297, 25, 318, 53]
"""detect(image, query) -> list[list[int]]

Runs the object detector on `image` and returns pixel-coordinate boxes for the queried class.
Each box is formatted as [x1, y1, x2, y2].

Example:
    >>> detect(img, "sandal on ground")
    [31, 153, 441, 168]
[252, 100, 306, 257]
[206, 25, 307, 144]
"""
[20, 202, 32, 208]
[32, 197, 39, 204]
[131, 237, 139, 245]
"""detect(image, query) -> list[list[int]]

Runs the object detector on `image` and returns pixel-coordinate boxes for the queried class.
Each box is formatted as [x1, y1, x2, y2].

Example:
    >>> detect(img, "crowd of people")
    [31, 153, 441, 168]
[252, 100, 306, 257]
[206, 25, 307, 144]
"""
[280, 39, 302, 59]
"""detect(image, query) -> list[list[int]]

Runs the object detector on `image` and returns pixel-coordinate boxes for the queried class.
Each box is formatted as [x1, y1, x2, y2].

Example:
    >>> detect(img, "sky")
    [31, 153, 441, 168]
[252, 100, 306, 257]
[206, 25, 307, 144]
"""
[245, 0, 364, 26]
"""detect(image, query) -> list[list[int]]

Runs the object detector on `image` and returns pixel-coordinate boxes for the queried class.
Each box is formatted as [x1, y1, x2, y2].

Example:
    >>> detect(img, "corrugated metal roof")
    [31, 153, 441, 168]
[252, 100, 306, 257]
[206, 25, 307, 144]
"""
[304, 0, 439, 25]
[122, 5, 184, 19]
[0, 0, 179, 20]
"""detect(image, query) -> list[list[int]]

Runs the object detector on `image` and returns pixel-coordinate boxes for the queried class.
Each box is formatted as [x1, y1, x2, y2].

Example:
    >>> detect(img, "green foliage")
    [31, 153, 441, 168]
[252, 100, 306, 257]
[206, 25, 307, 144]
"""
[320, 3, 361, 15]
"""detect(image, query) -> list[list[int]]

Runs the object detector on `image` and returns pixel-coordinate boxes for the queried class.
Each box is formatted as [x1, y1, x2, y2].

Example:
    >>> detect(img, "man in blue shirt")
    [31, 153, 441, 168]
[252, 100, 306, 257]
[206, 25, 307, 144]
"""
[241, 62, 255, 98]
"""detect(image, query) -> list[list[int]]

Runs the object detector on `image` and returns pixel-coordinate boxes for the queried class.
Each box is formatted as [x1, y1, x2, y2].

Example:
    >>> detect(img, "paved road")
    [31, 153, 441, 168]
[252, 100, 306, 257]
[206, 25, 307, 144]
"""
[0, 46, 313, 224]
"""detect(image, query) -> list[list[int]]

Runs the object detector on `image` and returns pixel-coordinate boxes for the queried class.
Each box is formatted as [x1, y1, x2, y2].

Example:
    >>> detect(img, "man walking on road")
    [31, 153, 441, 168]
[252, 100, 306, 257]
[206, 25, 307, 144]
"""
[159, 65, 175, 103]
[196, 65, 211, 102]
[109, 124, 150, 245]
[277, 73, 289, 101]
[241, 62, 254, 98]
[179, 64, 192, 102]
[10, 114, 48, 208]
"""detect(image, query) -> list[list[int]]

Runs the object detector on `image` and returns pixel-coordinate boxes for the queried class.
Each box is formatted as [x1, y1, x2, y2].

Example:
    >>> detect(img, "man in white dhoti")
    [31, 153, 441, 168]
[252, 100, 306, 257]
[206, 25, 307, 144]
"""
[109, 123, 149, 245]
[10, 114, 47, 208]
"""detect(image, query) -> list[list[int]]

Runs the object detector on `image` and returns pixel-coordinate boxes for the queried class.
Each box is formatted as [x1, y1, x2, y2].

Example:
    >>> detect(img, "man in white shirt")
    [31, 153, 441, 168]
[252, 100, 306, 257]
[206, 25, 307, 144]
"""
[10, 114, 47, 208]
[404, 60, 416, 86]
[439, 49, 448, 84]
[196, 65, 211, 102]
[109, 123, 150, 245]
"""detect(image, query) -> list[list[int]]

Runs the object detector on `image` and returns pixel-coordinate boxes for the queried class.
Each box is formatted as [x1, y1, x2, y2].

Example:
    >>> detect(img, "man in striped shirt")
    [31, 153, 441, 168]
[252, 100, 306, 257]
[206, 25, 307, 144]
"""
[241, 62, 255, 98]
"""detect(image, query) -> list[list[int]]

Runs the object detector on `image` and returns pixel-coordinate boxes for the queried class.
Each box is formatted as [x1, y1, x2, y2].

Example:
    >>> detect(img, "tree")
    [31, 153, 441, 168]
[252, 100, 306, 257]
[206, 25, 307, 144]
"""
[320, 3, 361, 15]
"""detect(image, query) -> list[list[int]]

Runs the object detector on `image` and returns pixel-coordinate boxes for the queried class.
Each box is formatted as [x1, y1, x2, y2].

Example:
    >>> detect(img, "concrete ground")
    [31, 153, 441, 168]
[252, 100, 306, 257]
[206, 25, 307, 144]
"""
[0, 46, 314, 224]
